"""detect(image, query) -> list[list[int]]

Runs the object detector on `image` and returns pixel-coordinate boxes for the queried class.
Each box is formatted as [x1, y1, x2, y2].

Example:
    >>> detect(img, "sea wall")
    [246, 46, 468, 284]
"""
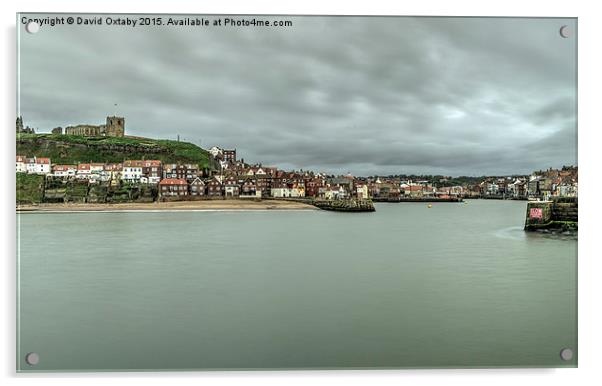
[524, 197, 577, 231]
[42, 178, 157, 204]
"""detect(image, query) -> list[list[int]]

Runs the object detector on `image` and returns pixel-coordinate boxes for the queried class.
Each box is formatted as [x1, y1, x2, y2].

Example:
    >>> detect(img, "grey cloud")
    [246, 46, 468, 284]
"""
[18, 15, 577, 176]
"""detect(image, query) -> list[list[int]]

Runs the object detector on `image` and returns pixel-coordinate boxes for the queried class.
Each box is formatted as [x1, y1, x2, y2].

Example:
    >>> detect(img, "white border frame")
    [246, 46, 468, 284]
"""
[3, 1, 600, 385]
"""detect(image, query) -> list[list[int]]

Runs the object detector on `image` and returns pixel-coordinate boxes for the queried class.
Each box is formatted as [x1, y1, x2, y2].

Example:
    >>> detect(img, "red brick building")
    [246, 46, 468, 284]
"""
[207, 178, 223, 197]
[159, 178, 189, 197]
[241, 178, 257, 196]
[189, 177, 206, 196]
[224, 176, 240, 198]
[223, 149, 236, 164]
[163, 163, 200, 181]
[141, 160, 163, 184]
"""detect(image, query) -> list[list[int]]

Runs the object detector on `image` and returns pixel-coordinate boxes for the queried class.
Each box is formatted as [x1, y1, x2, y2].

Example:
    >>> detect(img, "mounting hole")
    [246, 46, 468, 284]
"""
[25, 21, 40, 34]
[559, 25, 570, 38]
[560, 348, 574, 361]
[25, 352, 40, 366]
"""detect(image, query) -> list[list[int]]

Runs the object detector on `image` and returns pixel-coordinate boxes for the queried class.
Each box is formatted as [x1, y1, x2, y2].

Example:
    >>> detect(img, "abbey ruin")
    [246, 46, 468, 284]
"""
[65, 116, 125, 137]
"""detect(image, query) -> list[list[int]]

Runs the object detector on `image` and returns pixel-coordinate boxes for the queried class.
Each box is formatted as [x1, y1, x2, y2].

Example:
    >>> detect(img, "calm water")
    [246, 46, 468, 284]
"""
[17, 200, 577, 371]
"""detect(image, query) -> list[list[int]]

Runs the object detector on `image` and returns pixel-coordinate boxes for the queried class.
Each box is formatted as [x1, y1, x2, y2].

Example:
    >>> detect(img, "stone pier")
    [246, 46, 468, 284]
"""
[312, 199, 376, 212]
[524, 197, 577, 231]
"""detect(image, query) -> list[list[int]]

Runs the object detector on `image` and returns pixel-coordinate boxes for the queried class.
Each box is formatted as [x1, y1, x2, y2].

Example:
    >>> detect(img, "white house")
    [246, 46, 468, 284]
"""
[486, 182, 499, 195]
[52, 165, 77, 178]
[271, 184, 305, 198]
[209, 146, 223, 158]
[356, 183, 369, 199]
[25, 158, 36, 174]
[16, 155, 27, 173]
[88, 163, 110, 182]
[325, 185, 347, 200]
[507, 179, 526, 198]
[122, 160, 143, 182]
[76, 164, 92, 179]
[25, 157, 51, 175]
[271, 187, 289, 198]
[557, 183, 578, 197]
[90, 163, 104, 174]
[271, 182, 290, 198]
[290, 184, 305, 197]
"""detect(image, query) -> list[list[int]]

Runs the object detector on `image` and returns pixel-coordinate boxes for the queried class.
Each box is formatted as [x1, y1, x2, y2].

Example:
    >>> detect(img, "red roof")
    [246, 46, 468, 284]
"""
[124, 160, 144, 167]
[142, 160, 162, 167]
[78, 164, 91, 170]
[16, 155, 26, 162]
[36, 157, 50, 164]
[53, 165, 77, 171]
[104, 163, 123, 171]
[159, 178, 188, 186]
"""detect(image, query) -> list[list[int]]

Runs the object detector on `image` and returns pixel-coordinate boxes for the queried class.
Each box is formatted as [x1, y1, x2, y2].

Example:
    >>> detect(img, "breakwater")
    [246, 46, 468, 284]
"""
[265, 197, 375, 212]
[524, 197, 578, 232]
[312, 199, 375, 212]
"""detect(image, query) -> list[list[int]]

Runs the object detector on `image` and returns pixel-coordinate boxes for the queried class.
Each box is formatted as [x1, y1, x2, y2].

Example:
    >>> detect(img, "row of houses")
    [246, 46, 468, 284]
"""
[159, 175, 367, 200]
[365, 168, 578, 201]
[16, 155, 369, 200]
[15, 156, 50, 174]
[366, 178, 461, 200]
[16, 152, 578, 201]
[17, 156, 205, 185]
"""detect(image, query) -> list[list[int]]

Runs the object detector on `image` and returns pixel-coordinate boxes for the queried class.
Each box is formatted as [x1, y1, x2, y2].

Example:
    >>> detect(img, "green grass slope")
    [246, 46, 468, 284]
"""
[16, 173, 45, 204]
[16, 133, 215, 168]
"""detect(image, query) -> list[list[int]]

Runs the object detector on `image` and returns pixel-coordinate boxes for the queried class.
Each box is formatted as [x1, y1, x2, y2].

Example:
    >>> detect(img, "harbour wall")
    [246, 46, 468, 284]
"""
[269, 197, 376, 212]
[524, 197, 578, 231]
[312, 199, 375, 212]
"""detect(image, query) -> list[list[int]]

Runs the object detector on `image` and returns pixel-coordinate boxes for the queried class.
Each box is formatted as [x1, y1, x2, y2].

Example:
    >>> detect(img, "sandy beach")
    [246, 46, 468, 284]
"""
[16, 199, 317, 212]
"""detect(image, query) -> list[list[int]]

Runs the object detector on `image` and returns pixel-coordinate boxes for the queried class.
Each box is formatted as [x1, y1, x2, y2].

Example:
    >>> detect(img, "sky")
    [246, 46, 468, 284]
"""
[18, 15, 577, 176]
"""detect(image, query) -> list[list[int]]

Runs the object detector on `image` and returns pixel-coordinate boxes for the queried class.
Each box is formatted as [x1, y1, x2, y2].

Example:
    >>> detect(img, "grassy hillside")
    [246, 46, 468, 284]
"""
[16, 173, 45, 204]
[16, 133, 215, 169]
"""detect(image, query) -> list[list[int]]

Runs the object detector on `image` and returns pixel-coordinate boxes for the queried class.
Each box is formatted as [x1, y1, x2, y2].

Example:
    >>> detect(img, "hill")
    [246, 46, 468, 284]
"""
[16, 133, 217, 169]
[16, 173, 45, 204]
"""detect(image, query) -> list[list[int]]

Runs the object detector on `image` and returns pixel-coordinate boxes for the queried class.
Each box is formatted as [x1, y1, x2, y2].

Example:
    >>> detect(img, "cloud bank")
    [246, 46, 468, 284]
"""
[19, 15, 577, 176]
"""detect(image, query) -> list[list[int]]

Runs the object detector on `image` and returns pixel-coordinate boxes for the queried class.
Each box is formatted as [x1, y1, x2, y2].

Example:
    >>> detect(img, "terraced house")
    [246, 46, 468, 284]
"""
[141, 160, 163, 184]
[122, 160, 144, 182]
[163, 163, 200, 181]
[24, 157, 51, 175]
[189, 177, 206, 196]
[52, 164, 77, 178]
[207, 178, 223, 197]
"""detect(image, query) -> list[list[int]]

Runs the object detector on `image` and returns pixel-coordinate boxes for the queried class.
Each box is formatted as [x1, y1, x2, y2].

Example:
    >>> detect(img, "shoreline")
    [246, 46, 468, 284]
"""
[16, 199, 317, 212]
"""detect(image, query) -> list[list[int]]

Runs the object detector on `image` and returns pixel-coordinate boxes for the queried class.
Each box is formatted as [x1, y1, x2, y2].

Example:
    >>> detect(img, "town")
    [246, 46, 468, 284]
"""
[16, 115, 578, 203]
[15, 149, 578, 203]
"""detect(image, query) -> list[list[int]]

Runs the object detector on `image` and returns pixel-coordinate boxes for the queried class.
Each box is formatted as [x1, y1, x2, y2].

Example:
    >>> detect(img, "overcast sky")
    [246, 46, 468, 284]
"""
[18, 15, 576, 176]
